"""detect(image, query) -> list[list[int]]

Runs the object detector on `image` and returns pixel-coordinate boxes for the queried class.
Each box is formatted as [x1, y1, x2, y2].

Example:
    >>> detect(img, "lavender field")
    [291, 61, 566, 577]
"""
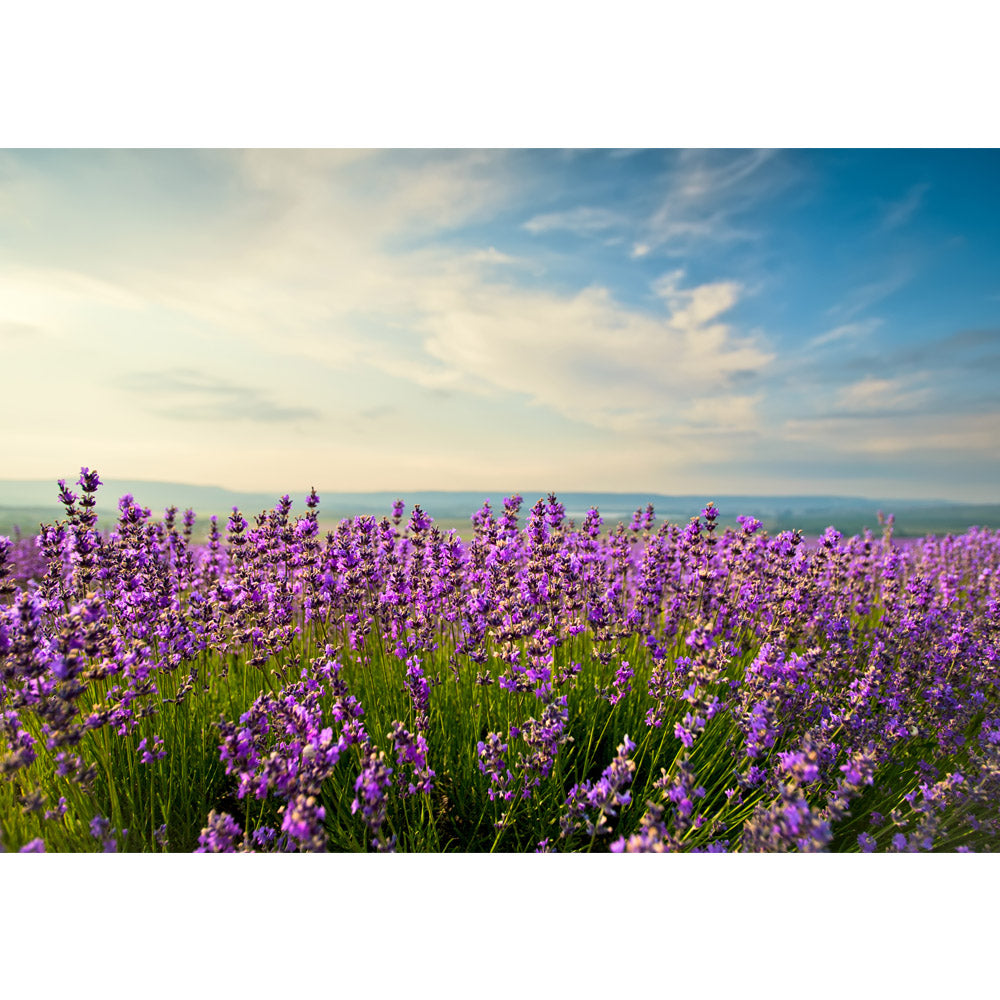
[2, 467, 999, 853]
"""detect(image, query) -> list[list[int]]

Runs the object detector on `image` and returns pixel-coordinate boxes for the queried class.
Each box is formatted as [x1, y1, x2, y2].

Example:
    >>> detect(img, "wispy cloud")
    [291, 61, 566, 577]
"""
[835, 375, 932, 414]
[827, 270, 911, 322]
[783, 410, 1000, 458]
[120, 368, 321, 423]
[829, 328, 1000, 389]
[0, 320, 41, 340]
[808, 317, 883, 349]
[878, 182, 930, 232]
[521, 150, 795, 261]
[632, 149, 793, 257]
[891, 326, 1000, 369]
[466, 246, 524, 266]
[522, 206, 624, 236]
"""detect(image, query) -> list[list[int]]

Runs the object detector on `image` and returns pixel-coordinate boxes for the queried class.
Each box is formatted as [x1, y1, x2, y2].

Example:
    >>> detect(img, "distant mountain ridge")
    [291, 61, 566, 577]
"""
[2, 478, 999, 538]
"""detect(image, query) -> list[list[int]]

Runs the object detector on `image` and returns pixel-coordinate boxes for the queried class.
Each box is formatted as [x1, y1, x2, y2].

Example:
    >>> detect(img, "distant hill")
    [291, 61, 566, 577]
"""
[1, 478, 998, 539]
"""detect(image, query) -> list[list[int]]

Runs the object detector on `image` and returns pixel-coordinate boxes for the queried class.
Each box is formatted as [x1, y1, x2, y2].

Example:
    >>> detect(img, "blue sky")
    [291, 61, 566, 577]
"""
[1, 148, 998, 499]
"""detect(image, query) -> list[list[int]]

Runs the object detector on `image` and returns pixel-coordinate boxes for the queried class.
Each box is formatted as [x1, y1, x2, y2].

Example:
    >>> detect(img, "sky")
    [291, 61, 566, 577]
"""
[2, 147, 999, 500]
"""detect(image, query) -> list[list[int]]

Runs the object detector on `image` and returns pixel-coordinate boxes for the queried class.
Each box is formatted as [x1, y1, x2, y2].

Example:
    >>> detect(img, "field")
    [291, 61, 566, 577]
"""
[2, 468, 999, 852]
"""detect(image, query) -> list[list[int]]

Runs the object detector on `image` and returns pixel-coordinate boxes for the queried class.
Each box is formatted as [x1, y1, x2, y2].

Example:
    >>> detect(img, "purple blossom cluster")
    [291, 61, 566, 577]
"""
[560, 736, 636, 841]
[389, 721, 434, 796]
[611, 756, 721, 853]
[4, 469, 1000, 851]
[351, 749, 395, 851]
[213, 649, 370, 851]
[477, 695, 571, 803]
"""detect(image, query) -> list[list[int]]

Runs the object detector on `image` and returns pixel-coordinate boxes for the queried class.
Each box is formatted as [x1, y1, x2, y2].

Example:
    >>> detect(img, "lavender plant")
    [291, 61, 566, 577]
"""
[2, 469, 1000, 852]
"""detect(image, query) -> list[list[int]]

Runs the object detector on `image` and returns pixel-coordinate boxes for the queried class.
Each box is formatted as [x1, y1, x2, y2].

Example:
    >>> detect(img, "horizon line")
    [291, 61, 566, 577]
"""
[0, 474, 978, 508]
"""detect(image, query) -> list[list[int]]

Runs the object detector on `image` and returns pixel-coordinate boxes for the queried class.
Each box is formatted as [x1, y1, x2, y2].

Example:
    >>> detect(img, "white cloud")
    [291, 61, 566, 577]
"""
[0, 150, 522, 375]
[0, 150, 778, 489]
[523, 206, 624, 236]
[466, 246, 522, 266]
[405, 268, 772, 443]
[835, 375, 931, 413]
[652, 270, 742, 330]
[671, 148, 776, 202]
[808, 317, 883, 348]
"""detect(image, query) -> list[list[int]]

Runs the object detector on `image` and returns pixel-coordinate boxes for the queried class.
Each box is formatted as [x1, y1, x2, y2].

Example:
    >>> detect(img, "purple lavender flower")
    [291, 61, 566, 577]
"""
[514, 696, 571, 796]
[195, 811, 243, 853]
[560, 736, 636, 842]
[857, 832, 877, 853]
[408, 505, 432, 533]
[89, 815, 118, 853]
[477, 732, 515, 801]
[608, 659, 634, 706]
[281, 794, 328, 852]
[137, 734, 167, 764]
[77, 467, 102, 494]
[742, 787, 832, 853]
[389, 721, 435, 795]
[351, 749, 395, 850]
[777, 750, 820, 784]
